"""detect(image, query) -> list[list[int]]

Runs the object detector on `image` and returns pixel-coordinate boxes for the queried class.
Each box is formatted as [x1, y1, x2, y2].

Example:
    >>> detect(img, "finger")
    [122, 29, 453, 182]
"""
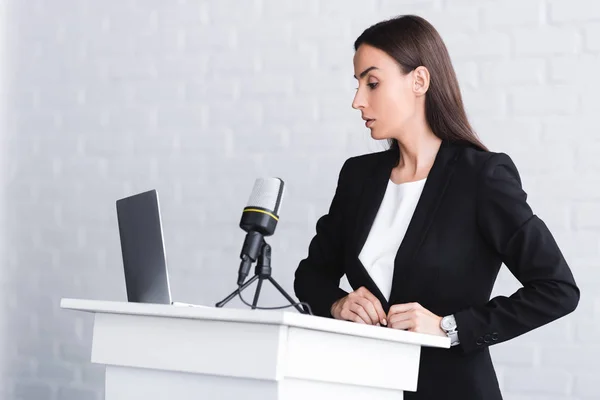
[389, 318, 415, 331]
[348, 302, 372, 324]
[388, 309, 418, 326]
[388, 302, 420, 317]
[359, 289, 387, 325]
[355, 297, 381, 325]
[340, 307, 368, 324]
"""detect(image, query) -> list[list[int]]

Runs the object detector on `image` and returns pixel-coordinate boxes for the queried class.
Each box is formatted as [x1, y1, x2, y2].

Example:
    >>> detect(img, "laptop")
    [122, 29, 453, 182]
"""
[116, 189, 207, 308]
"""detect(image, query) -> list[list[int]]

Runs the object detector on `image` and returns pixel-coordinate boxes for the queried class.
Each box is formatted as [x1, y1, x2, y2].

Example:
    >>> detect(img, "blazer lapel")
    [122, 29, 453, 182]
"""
[351, 139, 462, 308]
[352, 148, 398, 308]
[388, 140, 461, 304]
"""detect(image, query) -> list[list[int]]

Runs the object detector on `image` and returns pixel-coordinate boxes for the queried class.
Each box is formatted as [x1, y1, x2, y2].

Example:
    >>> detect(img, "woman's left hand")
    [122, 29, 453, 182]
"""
[387, 302, 446, 337]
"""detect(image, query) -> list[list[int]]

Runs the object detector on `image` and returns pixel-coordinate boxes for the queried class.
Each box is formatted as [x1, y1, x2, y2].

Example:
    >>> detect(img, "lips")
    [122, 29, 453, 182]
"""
[364, 119, 375, 128]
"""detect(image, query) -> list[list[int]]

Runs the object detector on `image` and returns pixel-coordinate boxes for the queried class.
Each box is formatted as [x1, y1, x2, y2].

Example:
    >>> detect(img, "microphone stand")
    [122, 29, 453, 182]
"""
[215, 239, 307, 313]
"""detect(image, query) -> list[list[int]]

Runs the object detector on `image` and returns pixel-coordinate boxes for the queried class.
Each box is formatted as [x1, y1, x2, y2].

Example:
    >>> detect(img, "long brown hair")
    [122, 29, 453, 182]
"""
[354, 15, 488, 154]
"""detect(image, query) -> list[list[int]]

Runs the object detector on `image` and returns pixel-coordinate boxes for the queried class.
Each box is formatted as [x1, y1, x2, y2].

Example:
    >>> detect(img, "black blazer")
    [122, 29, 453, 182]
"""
[293, 139, 579, 400]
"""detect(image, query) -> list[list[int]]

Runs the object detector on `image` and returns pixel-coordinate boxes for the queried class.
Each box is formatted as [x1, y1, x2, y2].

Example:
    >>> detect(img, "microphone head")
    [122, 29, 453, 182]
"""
[246, 177, 285, 216]
[240, 177, 285, 235]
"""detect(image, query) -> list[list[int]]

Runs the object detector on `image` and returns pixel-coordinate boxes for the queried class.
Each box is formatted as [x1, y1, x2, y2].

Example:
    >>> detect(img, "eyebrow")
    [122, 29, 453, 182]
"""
[353, 66, 379, 79]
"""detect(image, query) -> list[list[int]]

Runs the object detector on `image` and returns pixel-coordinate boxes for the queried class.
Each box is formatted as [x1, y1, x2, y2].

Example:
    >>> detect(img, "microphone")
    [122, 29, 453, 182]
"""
[237, 177, 285, 286]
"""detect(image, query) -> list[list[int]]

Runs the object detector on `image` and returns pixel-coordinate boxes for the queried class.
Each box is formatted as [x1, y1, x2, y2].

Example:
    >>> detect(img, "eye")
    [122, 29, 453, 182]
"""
[368, 82, 378, 89]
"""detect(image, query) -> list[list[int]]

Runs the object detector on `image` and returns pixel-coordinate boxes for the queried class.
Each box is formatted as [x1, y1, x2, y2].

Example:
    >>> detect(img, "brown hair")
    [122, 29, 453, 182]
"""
[354, 15, 488, 154]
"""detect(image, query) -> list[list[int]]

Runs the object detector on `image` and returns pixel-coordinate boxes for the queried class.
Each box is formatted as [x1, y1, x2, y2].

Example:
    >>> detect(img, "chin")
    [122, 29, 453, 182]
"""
[370, 129, 391, 142]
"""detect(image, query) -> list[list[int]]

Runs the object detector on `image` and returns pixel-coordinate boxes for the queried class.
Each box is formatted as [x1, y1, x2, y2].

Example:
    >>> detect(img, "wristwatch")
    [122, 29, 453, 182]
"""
[440, 314, 460, 346]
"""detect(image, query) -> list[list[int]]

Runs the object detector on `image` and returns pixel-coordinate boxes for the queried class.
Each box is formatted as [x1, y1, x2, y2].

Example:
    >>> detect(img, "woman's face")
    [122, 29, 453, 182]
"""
[352, 44, 424, 141]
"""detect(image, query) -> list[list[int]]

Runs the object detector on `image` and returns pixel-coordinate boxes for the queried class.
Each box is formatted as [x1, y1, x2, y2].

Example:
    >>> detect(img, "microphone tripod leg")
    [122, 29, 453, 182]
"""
[251, 277, 264, 309]
[215, 274, 259, 308]
[268, 276, 307, 314]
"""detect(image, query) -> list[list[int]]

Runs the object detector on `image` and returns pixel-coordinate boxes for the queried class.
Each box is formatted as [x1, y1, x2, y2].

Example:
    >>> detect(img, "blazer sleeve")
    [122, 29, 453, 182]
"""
[293, 159, 352, 317]
[454, 152, 580, 353]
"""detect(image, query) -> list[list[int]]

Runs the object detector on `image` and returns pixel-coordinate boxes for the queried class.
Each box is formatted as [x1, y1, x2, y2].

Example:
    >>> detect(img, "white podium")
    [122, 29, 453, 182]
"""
[60, 298, 449, 400]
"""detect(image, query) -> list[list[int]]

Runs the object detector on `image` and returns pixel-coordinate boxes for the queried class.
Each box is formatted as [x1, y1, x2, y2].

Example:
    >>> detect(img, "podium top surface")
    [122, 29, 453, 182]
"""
[60, 298, 450, 349]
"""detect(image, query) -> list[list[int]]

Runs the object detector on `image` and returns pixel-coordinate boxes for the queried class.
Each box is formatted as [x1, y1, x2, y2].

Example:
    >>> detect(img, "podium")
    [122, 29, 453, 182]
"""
[60, 298, 450, 399]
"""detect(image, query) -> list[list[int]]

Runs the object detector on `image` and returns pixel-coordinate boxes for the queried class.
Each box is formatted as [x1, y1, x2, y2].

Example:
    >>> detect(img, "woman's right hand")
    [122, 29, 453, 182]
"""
[330, 286, 387, 326]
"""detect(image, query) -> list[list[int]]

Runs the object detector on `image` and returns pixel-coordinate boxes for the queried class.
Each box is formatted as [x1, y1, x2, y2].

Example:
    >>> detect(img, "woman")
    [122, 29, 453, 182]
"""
[293, 15, 579, 400]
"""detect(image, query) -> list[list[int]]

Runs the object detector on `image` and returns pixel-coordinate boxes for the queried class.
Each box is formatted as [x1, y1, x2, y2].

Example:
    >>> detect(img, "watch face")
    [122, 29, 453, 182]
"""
[442, 316, 456, 330]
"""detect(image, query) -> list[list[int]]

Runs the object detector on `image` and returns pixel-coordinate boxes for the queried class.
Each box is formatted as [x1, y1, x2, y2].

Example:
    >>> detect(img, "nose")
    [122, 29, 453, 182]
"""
[352, 87, 367, 110]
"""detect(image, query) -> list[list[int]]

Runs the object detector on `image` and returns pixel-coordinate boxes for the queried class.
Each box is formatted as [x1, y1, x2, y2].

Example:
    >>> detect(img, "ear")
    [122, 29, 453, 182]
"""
[412, 66, 430, 96]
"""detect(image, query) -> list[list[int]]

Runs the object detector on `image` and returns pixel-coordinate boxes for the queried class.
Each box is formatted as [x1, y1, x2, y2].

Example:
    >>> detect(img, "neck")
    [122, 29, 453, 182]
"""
[395, 130, 442, 178]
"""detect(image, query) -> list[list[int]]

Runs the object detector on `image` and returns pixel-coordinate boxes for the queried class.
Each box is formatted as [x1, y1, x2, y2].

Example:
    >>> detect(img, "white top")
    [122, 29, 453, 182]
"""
[358, 178, 427, 301]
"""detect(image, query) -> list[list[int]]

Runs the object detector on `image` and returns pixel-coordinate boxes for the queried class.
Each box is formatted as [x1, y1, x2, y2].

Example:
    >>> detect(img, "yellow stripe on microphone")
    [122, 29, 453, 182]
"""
[243, 208, 279, 221]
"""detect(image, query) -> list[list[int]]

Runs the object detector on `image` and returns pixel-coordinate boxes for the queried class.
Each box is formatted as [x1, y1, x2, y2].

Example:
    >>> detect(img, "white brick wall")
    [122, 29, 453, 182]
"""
[1, 0, 598, 399]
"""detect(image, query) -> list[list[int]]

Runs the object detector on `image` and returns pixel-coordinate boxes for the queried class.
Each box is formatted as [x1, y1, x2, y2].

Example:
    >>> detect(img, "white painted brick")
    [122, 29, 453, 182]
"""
[502, 395, 579, 400]
[55, 156, 105, 182]
[318, 0, 377, 18]
[81, 132, 133, 158]
[257, 42, 315, 73]
[291, 18, 352, 43]
[316, 43, 355, 72]
[527, 201, 570, 233]
[550, 53, 600, 83]
[80, 365, 105, 387]
[509, 86, 578, 115]
[480, 58, 546, 86]
[238, 73, 294, 98]
[574, 316, 600, 345]
[574, 374, 600, 398]
[155, 106, 208, 131]
[462, 89, 507, 117]
[584, 23, 600, 52]
[206, 0, 262, 26]
[542, 115, 595, 143]
[573, 202, 600, 229]
[490, 344, 536, 366]
[37, 361, 76, 384]
[316, 96, 360, 122]
[446, 31, 511, 59]
[549, 0, 600, 22]
[151, 2, 207, 28]
[14, 382, 52, 400]
[552, 230, 600, 261]
[102, 109, 151, 131]
[82, 33, 135, 57]
[139, 56, 198, 82]
[518, 317, 574, 345]
[182, 25, 238, 52]
[59, 342, 91, 363]
[260, 97, 317, 123]
[423, 7, 480, 34]
[504, 368, 572, 395]
[130, 82, 185, 107]
[471, 117, 543, 150]
[580, 90, 600, 116]
[482, 0, 544, 28]
[453, 61, 479, 89]
[260, 0, 319, 18]
[237, 26, 296, 53]
[541, 346, 600, 370]
[206, 49, 260, 73]
[3, 359, 36, 381]
[378, 0, 439, 14]
[288, 122, 348, 154]
[574, 139, 600, 171]
[514, 27, 580, 56]
[57, 387, 100, 400]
